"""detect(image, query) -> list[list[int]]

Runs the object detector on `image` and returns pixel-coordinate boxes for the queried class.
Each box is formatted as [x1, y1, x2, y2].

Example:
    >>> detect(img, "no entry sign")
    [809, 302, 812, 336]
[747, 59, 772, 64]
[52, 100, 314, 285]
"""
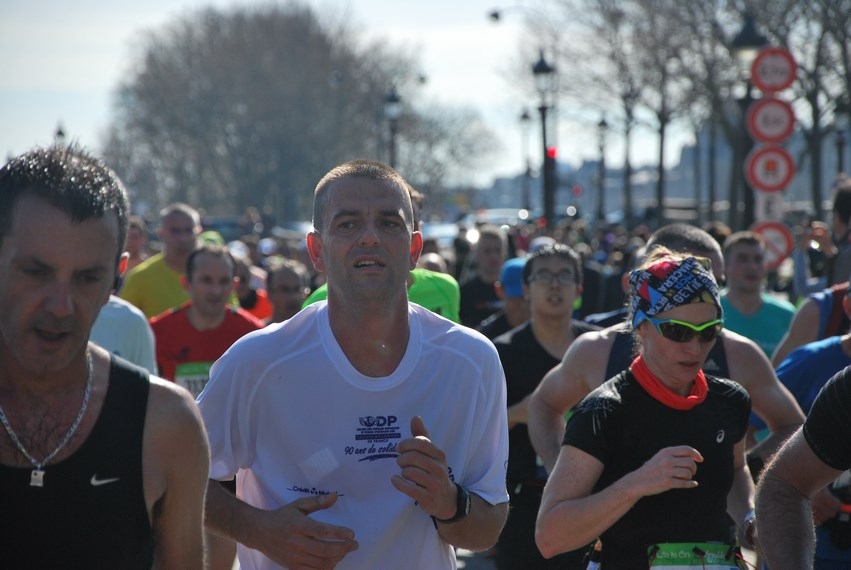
[751, 221, 794, 271]
[745, 145, 795, 192]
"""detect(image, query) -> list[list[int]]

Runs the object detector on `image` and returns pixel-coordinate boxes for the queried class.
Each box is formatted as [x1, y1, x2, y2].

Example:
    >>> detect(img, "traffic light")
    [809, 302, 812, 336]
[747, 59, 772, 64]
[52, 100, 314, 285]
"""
[546, 146, 557, 159]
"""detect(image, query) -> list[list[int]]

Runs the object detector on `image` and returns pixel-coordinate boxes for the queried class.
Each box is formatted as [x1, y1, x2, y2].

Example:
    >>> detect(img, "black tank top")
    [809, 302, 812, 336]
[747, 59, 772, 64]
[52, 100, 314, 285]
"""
[1, 357, 154, 569]
[605, 327, 731, 380]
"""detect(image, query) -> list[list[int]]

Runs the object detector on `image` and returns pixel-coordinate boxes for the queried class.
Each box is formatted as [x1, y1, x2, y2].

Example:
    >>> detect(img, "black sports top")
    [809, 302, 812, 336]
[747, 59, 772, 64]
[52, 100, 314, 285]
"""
[1, 356, 154, 569]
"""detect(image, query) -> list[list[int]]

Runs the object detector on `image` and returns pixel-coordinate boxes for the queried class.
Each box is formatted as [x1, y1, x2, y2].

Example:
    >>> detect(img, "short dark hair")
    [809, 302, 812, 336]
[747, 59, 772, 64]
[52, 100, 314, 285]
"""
[722, 231, 764, 261]
[159, 202, 200, 226]
[476, 225, 508, 249]
[645, 223, 721, 260]
[311, 160, 412, 234]
[128, 215, 148, 234]
[523, 243, 582, 284]
[267, 258, 310, 290]
[0, 144, 129, 264]
[185, 243, 235, 281]
[702, 220, 732, 248]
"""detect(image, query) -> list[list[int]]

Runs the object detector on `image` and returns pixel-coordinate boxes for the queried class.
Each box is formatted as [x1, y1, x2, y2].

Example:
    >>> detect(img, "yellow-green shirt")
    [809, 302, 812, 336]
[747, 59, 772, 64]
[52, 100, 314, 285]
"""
[118, 252, 189, 319]
[302, 268, 460, 323]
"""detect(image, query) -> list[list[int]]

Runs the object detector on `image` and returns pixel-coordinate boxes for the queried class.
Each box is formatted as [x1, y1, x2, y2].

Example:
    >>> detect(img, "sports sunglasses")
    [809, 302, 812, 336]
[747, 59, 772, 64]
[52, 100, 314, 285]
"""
[646, 317, 724, 343]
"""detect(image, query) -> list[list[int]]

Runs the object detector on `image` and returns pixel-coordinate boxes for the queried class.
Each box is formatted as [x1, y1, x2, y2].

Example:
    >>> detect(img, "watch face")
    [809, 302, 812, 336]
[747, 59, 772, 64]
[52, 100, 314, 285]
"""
[434, 483, 470, 524]
[458, 485, 470, 518]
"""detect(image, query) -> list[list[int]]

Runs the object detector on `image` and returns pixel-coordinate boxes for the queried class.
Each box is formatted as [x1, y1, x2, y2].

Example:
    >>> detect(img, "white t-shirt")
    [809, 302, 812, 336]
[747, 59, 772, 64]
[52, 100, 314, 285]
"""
[90, 295, 157, 374]
[198, 302, 509, 570]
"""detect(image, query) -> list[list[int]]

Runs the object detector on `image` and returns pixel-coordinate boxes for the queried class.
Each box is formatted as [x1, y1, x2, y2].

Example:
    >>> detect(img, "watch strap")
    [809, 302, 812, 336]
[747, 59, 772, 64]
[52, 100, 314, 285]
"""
[432, 482, 470, 525]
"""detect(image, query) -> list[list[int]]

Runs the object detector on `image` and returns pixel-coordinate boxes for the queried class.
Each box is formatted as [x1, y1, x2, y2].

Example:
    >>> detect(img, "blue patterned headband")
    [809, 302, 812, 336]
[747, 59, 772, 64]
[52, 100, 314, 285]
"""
[628, 256, 722, 330]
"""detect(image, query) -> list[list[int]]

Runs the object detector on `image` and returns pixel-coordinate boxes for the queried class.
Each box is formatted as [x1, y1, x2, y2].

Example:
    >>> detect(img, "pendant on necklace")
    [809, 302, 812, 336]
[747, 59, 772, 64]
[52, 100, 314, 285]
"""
[30, 469, 45, 487]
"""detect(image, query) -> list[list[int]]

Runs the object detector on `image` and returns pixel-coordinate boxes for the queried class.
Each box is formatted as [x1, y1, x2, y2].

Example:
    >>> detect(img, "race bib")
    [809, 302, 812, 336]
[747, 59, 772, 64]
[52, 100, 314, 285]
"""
[648, 542, 743, 569]
[174, 361, 213, 398]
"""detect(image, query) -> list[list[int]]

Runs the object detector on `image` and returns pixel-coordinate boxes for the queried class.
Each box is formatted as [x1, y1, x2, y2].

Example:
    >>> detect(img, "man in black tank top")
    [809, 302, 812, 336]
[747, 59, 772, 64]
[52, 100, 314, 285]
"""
[493, 244, 599, 569]
[0, 145, 210, 568]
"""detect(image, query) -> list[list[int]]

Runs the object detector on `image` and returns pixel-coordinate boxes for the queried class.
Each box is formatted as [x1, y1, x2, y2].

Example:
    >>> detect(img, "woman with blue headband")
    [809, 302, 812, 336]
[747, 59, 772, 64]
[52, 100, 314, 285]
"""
[536, 248, 755, 569]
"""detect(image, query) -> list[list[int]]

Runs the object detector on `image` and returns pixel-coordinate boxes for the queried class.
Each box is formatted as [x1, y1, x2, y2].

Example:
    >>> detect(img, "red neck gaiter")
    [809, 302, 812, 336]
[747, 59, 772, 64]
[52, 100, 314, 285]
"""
[629, 355, 708, 411]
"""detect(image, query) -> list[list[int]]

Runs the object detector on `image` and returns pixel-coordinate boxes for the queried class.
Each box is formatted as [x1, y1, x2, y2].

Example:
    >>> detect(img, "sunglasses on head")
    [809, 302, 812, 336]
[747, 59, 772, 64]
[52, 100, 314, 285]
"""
[647, 317, 724, 343]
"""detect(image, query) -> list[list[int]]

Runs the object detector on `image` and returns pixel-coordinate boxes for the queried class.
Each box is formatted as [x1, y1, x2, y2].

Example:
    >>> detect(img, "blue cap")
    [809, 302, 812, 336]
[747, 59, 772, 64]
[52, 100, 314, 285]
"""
[499, 257, 527, 298]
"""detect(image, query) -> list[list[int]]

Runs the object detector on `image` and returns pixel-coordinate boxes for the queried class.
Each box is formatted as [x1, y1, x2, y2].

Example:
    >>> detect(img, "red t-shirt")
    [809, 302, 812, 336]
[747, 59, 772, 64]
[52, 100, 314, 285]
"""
[241, 288, 273, 321]
[150, 304, 264, 396]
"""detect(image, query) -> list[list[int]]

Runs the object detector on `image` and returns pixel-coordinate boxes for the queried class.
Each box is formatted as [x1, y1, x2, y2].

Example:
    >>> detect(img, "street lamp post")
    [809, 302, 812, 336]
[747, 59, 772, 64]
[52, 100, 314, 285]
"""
[383, 86, 402, 169]
[520, 108, 533, 211]
[532, 50, 556, 228]
[597, 117, 608, 225]
[836, 96, 851, 174]
[732, 11, 768, 230]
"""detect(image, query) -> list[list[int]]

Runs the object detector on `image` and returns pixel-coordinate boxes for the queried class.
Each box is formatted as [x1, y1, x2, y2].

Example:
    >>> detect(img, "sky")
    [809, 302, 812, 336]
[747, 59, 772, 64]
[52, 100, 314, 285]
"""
[0, 0, 689, 187]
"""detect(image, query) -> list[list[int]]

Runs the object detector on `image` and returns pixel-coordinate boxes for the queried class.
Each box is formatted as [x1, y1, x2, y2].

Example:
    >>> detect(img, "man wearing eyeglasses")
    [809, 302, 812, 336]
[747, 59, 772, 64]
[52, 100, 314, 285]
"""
[492, 244, 600, 569]
[528, 224, 804, 511]
[119, 203, 201, 318]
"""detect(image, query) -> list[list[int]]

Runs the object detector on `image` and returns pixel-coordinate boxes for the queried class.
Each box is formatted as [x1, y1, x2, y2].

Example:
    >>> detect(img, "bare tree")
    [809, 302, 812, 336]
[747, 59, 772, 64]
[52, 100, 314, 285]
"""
[400, 104, 502, 191]
[103, 2, 496, 221]
[630, 0, 696, 226]
[539, 0, 644, 228]
[537, 0, 851, 230]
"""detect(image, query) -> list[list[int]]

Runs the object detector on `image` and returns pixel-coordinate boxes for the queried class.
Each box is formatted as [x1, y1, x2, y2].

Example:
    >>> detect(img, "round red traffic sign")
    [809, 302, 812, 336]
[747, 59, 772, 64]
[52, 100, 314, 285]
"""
[751, 221, 794, 271]
[746, 97, 795, 144]
[745, 145, 795, 193]
[751, 47, 797, 93]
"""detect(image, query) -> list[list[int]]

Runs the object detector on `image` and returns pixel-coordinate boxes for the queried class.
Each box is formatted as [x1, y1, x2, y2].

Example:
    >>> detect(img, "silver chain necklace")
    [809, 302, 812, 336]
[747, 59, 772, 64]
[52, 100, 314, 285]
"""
[0, 351, 93, 487]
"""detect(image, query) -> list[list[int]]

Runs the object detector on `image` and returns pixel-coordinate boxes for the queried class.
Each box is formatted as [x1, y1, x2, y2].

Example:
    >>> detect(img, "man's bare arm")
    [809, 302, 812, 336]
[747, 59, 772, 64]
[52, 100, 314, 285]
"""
[205, 480, 359, 568]
[434, 494, 509, 552]
[528, 332, 611, 473]
[145, 380, 210, 570]
[392, 416, 508, 551]
[724, 330, 805, 462]
[770, 299, 819, 368]
[755, 429, 841, 569]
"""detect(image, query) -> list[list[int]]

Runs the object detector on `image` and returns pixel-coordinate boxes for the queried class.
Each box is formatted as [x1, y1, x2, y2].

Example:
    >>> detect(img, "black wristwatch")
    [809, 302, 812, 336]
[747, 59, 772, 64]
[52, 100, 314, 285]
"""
[432, 482, 471, 525]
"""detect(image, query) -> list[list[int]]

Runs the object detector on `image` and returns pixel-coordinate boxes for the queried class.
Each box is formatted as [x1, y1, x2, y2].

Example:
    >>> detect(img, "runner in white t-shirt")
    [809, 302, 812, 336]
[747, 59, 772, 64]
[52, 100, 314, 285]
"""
[199, 160, 509, 570]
